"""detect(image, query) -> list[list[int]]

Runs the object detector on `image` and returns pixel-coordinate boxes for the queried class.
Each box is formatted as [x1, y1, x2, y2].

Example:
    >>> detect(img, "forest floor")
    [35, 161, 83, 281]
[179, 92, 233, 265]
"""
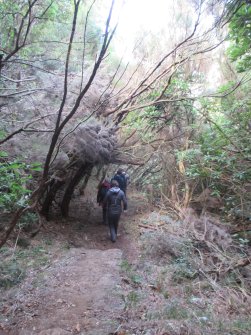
[0, 181, 251, 335]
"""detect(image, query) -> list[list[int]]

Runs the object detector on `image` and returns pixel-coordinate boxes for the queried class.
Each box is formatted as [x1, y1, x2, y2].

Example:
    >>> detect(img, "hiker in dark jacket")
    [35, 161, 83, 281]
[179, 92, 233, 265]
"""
[97, 177, 111, 224]
[103, 180, 127, 242]
[122, 170, 130, 196]
[111, 168, 126, 194]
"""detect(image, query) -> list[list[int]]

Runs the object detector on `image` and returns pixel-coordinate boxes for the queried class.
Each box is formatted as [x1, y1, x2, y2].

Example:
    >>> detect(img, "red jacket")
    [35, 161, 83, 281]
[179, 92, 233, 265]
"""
[97, 180, 111, 205]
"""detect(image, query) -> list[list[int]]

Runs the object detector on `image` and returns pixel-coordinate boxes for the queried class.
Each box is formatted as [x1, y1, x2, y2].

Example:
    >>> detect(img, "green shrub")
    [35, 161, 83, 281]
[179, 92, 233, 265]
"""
[0, 261, 25, 288]
[0, 152, 42, 212]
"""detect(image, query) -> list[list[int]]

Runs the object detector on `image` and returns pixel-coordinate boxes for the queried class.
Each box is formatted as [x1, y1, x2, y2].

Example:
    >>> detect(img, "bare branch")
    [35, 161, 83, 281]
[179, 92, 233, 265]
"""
[54, 0, 81, 130]
[43, 0, 117, 178]
[0, 206, 31, 248]
[1, 75, 36, 83]
[3, 0, 39, 65]
[0, 88, 47, 98]
[112, 2, 203, 116]
[80, 0, 97, 93]
[0, 113, 56, 145]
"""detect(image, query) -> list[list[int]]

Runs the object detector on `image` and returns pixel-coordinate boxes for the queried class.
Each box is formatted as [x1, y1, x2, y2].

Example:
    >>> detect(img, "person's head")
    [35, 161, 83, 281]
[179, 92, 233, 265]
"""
[111, 180, 119, 188]
[117, 168, 123, 175]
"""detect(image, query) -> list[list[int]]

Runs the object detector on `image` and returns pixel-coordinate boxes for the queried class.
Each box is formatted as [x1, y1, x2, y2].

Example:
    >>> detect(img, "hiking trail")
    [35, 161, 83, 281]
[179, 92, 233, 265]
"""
[1, 188, 147, 335]
[1, 182, 250, 335]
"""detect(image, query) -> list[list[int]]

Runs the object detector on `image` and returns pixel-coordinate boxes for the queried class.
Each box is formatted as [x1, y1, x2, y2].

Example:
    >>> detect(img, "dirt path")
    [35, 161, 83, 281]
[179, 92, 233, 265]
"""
[2, 186, 250, 335]
[0, 191, 146, 335]
[18, 248, 124, 335]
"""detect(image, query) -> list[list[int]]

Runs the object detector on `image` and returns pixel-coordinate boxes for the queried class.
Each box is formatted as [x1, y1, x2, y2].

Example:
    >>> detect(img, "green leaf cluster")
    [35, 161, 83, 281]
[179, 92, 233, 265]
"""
[227, 2, 251, 72]
[0, 153, 42, 211]
[124, 74, 196, 136]
[178, 94, 251, 209]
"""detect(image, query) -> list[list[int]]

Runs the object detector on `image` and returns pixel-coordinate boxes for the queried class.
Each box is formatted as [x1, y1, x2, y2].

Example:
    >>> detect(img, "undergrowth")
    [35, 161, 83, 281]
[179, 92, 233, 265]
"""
[0, 240, 51, 290]
[120, 210, 251, 335]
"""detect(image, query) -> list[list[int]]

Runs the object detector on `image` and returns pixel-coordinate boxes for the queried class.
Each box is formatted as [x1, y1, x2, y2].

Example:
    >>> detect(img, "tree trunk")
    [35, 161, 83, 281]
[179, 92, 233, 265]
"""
[40, 179, 65, 219]
[79, 166, 93, 195]
[61, 164, 92, 217]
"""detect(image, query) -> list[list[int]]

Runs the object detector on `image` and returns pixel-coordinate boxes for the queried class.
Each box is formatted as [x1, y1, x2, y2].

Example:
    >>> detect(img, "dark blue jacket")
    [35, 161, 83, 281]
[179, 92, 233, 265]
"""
[111, 174, 126, 192]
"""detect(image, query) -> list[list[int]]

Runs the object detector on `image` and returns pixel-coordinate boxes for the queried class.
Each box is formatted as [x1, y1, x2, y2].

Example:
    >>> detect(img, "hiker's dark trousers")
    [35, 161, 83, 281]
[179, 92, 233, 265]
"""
[102, 206, 107, 224]
[107, 213, 121, 242]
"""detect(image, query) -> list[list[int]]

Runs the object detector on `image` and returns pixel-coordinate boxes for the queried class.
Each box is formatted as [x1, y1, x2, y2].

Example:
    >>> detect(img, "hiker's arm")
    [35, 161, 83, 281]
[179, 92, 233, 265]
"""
[122, 192, 127, 211]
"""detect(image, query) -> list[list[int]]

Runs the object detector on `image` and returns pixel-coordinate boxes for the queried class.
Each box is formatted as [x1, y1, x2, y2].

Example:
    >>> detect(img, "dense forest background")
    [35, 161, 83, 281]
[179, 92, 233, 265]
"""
[0, 1, 251, 334]
[0, 0, 250, 243]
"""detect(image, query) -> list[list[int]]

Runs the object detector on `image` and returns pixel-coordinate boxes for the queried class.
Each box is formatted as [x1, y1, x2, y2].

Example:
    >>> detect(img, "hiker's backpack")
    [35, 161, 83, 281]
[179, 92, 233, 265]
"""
[99, 186, 108, 200]
[109, 192, 121, 215]
[97, 181, 110, 203]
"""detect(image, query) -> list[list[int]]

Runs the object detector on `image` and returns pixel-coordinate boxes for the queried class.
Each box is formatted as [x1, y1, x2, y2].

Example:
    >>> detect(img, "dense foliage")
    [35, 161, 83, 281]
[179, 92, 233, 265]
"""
[227, 1, 251, 72]
[123, 1, 251, 219]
